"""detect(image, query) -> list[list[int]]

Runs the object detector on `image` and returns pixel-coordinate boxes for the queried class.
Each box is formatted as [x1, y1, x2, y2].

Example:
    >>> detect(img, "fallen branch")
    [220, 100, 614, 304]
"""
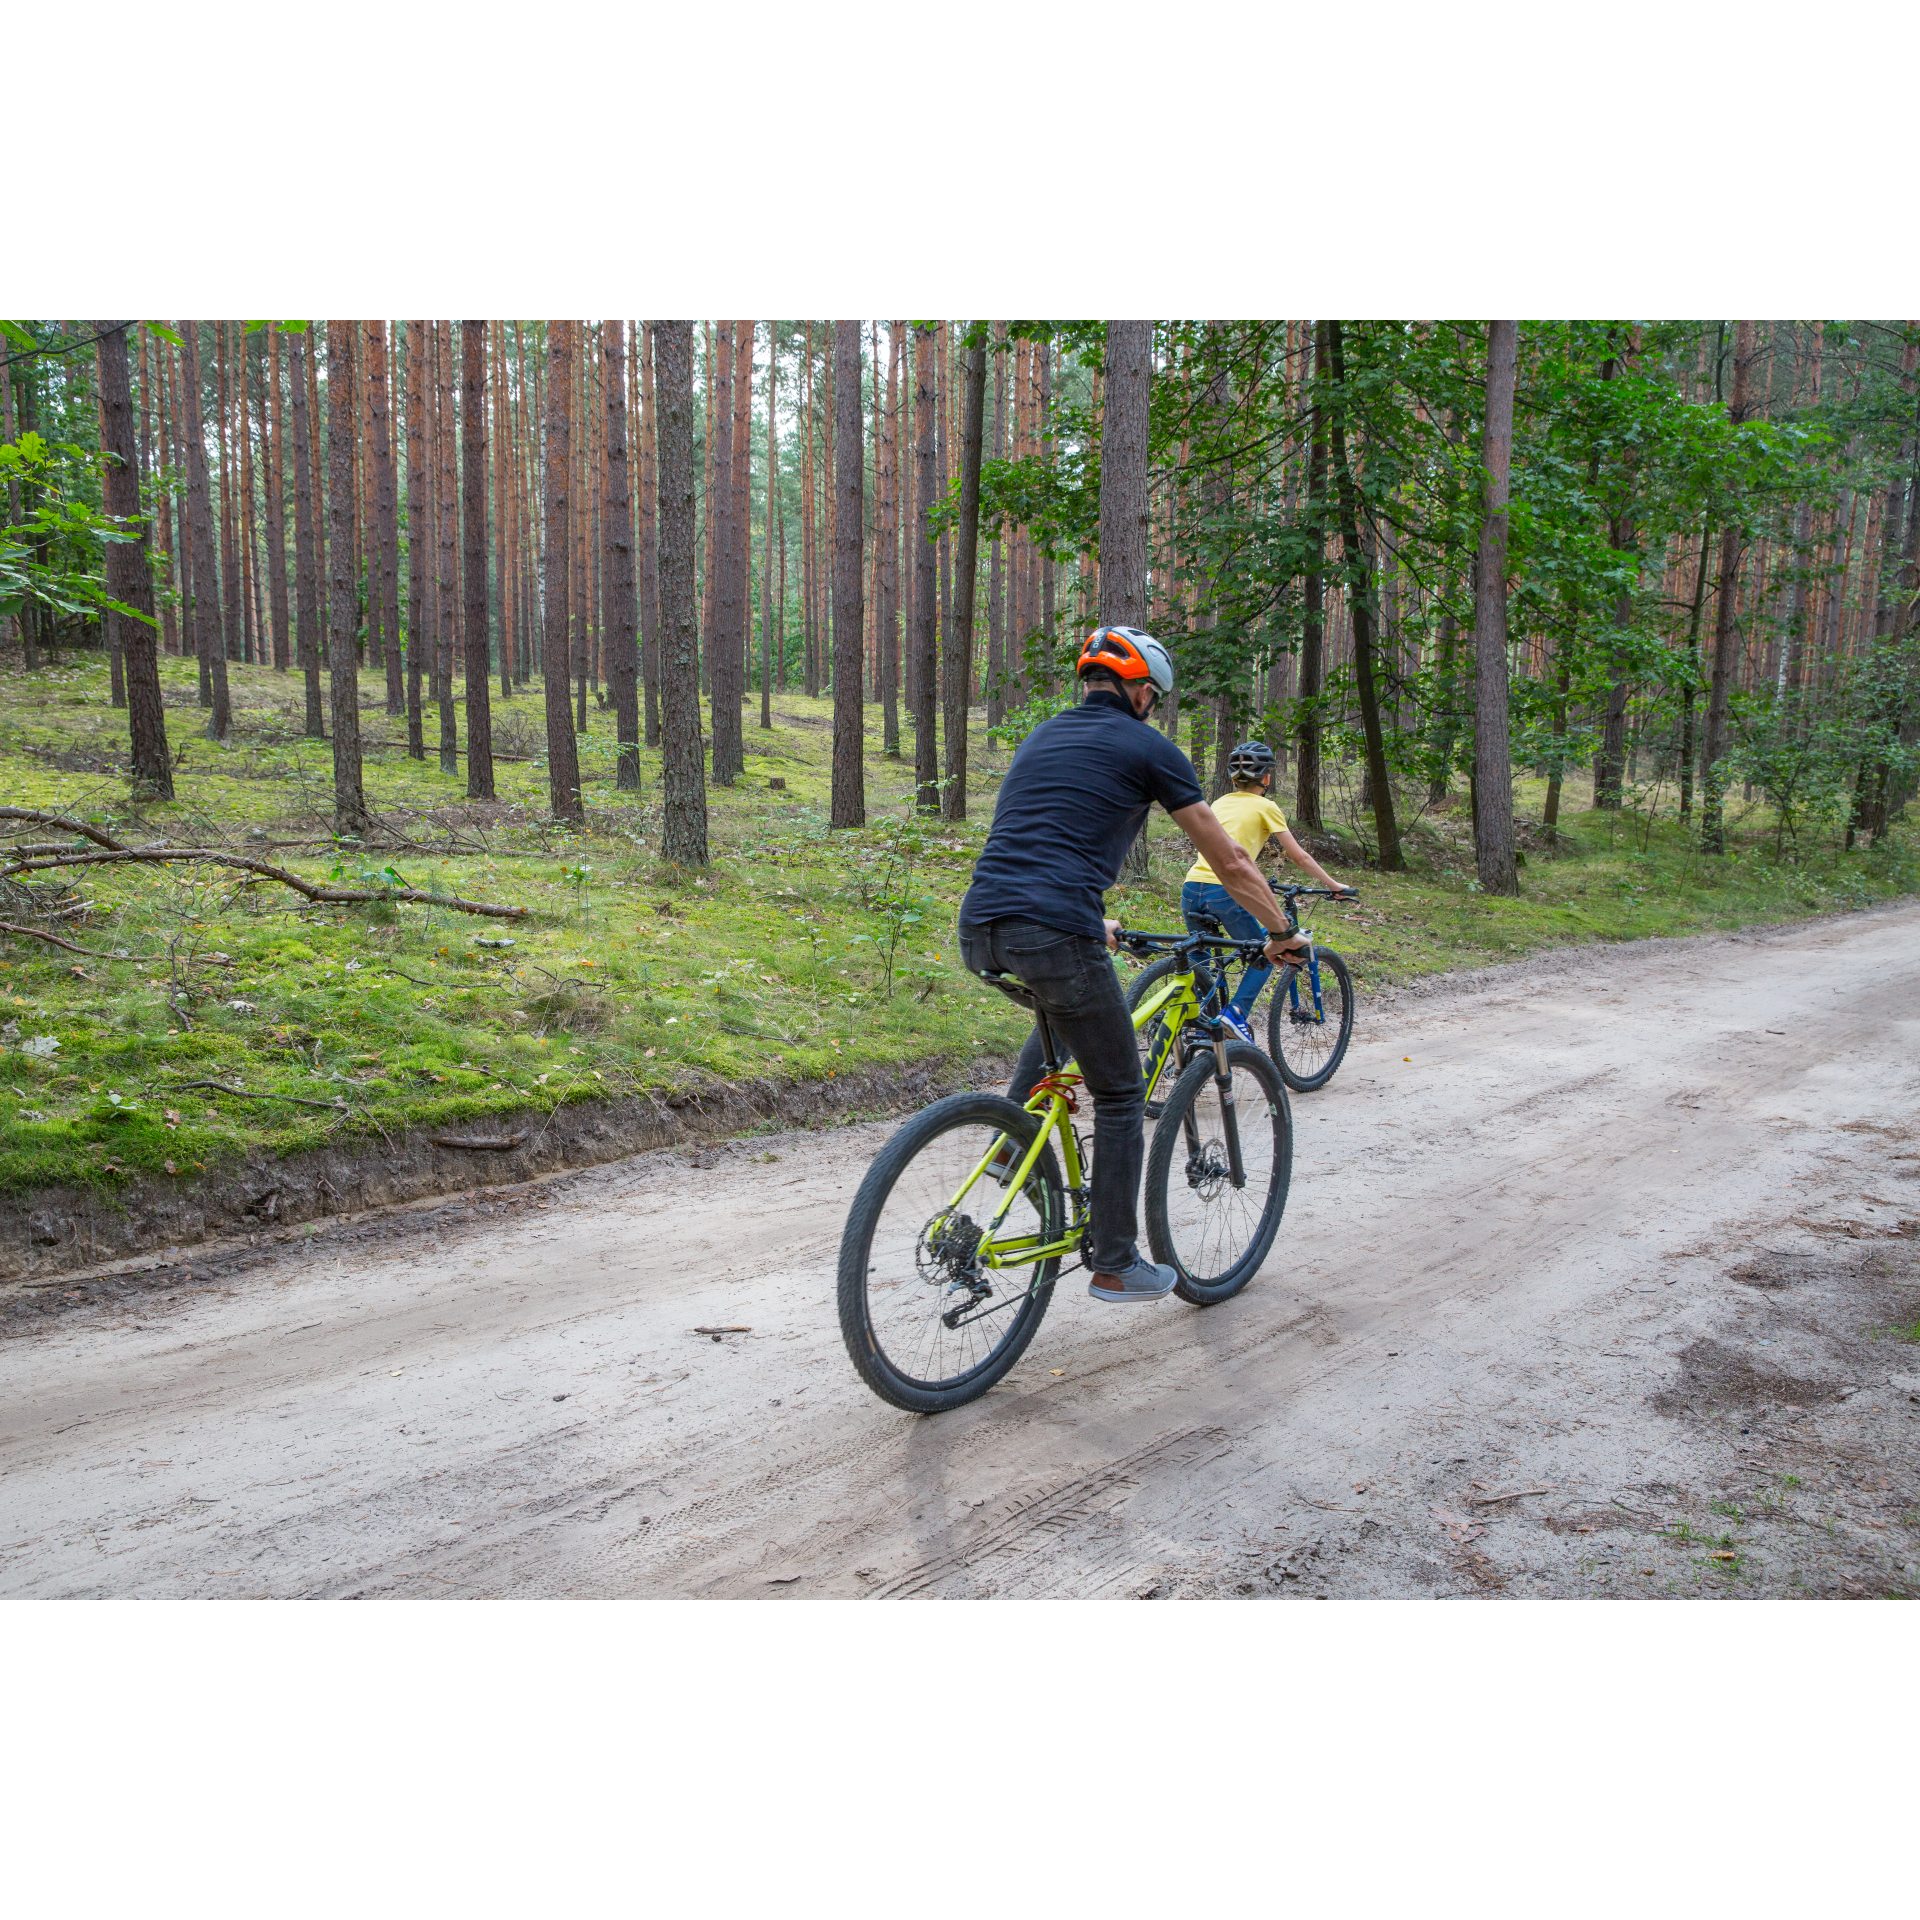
[0, 807, 130, 851]
[0, 920, 98, 955]
[170, 1078, 350, 1112]
[429, 1132, 529, 1152]
[1469, 1487, 1553, 1507]
[0, 846, 528, 919]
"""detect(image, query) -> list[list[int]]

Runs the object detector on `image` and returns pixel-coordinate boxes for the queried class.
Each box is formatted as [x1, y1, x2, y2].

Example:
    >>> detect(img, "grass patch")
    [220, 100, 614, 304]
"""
[0, 646, 1914, 1195]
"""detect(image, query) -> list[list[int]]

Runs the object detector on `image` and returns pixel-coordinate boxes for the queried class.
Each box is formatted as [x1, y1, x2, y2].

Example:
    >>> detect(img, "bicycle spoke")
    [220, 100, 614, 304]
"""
[861, 1114, 1054, 1392]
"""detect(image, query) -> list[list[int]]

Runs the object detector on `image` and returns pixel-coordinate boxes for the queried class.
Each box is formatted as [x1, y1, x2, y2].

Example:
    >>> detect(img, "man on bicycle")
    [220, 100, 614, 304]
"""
[1183, 740, 1352, 1048]
[959, 627, 1314, 1306]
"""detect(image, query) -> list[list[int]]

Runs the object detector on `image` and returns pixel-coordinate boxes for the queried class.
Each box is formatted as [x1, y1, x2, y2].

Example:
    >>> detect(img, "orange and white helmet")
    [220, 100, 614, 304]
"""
[1076, 625, 1175, 698]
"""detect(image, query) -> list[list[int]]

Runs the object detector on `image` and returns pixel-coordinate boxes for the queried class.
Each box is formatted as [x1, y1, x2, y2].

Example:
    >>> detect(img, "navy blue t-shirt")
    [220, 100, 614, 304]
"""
[959, 690, 1204, 939]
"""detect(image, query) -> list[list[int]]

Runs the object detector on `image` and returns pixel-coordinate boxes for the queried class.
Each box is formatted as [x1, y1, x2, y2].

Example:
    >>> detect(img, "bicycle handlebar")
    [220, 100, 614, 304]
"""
[1271, 881, 1358, 900]
[1114, 928, 1277, 964]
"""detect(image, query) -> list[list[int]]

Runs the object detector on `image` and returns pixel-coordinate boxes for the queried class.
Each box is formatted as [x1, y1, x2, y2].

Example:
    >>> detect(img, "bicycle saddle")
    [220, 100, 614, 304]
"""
[975, 969, 1042, 1012]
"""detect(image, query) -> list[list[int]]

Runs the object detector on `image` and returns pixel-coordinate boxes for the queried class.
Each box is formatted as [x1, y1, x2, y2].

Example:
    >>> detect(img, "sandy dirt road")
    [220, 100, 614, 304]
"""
[6, 904, 1920, 1600]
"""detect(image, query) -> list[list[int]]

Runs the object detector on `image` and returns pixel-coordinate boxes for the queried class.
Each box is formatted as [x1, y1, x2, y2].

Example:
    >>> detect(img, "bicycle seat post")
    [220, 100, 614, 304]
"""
[1033, 1005, 1061, 1074]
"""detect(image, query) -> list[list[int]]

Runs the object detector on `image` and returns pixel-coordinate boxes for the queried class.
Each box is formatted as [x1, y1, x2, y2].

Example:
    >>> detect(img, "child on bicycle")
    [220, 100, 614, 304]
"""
[1183, 741, 1355, 1045]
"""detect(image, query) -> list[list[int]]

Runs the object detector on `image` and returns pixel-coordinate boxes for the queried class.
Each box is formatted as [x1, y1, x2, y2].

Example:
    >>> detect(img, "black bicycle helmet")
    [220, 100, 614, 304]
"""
[1226, 740, 1277, 781]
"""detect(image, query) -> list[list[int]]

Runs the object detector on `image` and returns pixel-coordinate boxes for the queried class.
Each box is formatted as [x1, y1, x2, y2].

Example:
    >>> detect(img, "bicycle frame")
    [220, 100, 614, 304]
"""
[947, 958, 1219, 1274]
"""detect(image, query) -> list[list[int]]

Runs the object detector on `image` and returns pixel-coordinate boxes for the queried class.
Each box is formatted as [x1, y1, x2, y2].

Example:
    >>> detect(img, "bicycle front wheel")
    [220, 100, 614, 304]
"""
[837, 1092, 1064, 1413]
[1267, 947, 1354, 1091]
[1145, 1040, 1292, 1305]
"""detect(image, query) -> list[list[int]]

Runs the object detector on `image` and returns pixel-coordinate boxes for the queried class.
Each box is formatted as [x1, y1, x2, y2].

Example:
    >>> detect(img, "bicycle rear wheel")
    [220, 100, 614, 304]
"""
[1267, 947, 1354, 1092]
[837, 1092, 1064, 1413]
[1145, 1040, 1291, 1305]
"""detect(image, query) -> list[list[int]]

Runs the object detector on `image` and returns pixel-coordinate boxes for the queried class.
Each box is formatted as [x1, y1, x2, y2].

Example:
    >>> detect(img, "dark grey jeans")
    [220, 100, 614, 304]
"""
[959, 918, 1143, 1274]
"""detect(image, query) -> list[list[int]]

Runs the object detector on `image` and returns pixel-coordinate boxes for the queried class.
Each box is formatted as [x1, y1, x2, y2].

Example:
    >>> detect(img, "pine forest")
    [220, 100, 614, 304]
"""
[2, 318, 1918, 1197]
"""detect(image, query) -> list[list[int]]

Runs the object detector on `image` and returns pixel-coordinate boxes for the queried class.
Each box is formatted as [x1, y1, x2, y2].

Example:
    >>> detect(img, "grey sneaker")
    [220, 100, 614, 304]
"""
[1087, 1254, 1179, 1303]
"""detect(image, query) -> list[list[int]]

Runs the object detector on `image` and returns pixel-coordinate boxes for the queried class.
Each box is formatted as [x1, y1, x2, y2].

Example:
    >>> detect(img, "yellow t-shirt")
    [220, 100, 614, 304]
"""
[1186, 790, 1289, 885]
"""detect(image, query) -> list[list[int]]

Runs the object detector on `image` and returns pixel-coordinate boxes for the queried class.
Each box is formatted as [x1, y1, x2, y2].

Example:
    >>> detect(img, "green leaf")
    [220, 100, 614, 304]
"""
[144, 322, 184, 348]
[0, 320, 36, 350]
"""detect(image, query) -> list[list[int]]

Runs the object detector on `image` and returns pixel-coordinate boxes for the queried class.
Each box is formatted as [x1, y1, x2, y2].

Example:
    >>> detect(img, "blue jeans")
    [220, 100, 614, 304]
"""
[1181, 881, 1272, 1018]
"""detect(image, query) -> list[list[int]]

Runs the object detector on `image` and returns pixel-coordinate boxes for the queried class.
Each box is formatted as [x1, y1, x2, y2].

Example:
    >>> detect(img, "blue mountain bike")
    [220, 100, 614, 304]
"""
[1126, 883, 1356, 1094]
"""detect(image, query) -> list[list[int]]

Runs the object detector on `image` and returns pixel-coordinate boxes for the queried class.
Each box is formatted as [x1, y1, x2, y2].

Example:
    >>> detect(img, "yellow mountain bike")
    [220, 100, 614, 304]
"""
[837, 929, 1293, 1413]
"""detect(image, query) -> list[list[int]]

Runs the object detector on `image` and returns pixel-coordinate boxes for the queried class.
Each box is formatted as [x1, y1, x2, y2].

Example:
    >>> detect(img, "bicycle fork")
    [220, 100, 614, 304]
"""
[1186, 1028, 1247, 1190]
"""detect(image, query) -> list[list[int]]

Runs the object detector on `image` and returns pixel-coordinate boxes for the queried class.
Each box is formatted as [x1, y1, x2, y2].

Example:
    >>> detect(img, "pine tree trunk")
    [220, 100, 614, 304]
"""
[829, 320, 867, 828]
[601, 318, 641, 792]
[878, 322, 901, 755]
[823, 339, 837, 698]
[639, 321, 662, 746]
[1323, 321, 1404, 872]
[1700, 319, 1758, 854]
[1102, 321, 1155, 878]
[403, 322, 429, 758]
[761, 322, 777, 731]
[324, 321, 368, 832]
[706, 320, 741, 783]
[215, 321, 242, 664]
[1469, 319, 1519, 895]
[732, 318, 753, 733]
[360, 320, 403, 715]
[541, 320, 584, 822]
[573, 335, 591, 731]
[943, 329, 986, 823]
[986, 322, 1006, 730]
[461, 320, 496, 800]
[94, 323, 173, 797]
[910, 323, 940, 813]
[1293, 331, 1329, 827]
[652, 321, 709, 864]
[493, 321, 513, 698]
[263, 326, 292, 673]
[1099, 321, 1152, 625]
[436, 321, 460, 775]
[179, 323, 231, 737]
[234, 329, 259, 684]
[937, 322, 953, 694]
[286, 326, 325, 738]
[801, 324, 816, 698]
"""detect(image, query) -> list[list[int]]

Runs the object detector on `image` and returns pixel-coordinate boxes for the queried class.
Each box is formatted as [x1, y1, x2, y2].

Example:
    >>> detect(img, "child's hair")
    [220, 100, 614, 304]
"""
[1232, 772, 1266, 791]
